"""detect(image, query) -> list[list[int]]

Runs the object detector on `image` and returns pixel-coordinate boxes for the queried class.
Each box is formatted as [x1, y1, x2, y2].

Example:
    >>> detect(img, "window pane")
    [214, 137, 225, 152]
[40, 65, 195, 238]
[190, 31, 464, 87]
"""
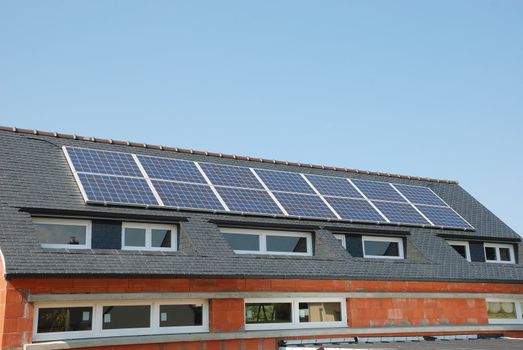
[37, 307, 92, 333]
[499, 248, 511, 261]
[223, 233, 260, 251]
[102, 305, 150, 329]
[152, 229, 172, 248]
[266, 235, 307, 253]
[124, 228, 146, 247]
[35, 223, 86, 245]
[159, 304, 202, 327]
[245, 303, 292, 324]
[487, 302, 516, 319]
[485, 247, 497, 261]
[451, 245, 467, 259]
[298, 302, 342, 323]
[364, 240, 400, 257]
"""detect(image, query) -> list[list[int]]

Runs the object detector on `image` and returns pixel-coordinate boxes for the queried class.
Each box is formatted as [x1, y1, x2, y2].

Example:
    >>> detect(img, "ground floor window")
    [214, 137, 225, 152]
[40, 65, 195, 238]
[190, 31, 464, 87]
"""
[487, 299, 523, 324]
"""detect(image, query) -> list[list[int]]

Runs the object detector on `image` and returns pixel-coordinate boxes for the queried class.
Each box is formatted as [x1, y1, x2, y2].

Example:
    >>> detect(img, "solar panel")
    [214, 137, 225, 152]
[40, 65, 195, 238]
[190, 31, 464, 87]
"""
[137, 155, 206, 184]
[273, 192, 337, 218]
[215, 187, 283, 215]
[67, 147, 142, 177]
[416, 205, 472, 228]
[393, 184, 446, 206]
[325, 197, 384, 222]
[152, 180, 225, 210]
[255, 170, 315, 194]
[78, 173, 159, 205]
[373, 202, 430, 225]
[200, 163, 263, 189]
[306, 175, 363, 198]
[351, 179, 406, 202]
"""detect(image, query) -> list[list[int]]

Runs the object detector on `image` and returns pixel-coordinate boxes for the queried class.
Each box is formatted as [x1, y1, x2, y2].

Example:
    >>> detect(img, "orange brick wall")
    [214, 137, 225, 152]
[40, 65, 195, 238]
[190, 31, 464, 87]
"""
[209, 298, 244, 332]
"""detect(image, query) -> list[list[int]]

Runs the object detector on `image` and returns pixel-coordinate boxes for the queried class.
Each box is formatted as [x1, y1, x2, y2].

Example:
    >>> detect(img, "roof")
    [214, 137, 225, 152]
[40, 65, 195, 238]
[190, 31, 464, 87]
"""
[0, 127, 521, 282]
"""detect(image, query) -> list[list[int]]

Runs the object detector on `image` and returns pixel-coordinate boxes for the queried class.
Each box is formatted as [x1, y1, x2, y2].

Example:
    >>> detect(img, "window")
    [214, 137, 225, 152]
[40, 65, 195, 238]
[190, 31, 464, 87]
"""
[333, 234, 346, 249]
[220, 228, 312, 256]
[34, 299, 208, 341]
[484, 243, 515, 264]
[122, 223, 177, 251]
[244, 298, 346, 330]
[487, 299, 523, 324]
[447, 240, 471, 261]
[362, 236, 404, 259]
[34, 218, 91, 249]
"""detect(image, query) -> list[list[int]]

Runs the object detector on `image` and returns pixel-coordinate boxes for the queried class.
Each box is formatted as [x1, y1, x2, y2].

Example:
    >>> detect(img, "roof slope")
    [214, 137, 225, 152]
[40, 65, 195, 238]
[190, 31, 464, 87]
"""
[0, 129, 521, 282]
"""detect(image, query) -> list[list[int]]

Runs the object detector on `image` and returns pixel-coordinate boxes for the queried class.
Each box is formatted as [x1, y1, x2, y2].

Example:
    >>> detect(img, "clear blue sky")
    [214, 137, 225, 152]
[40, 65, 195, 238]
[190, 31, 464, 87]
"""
[1, 1, 522, 234]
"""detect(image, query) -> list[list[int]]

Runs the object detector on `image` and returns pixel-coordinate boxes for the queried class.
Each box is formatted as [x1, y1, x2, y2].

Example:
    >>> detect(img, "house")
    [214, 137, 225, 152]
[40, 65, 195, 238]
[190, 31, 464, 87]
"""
[0, 126, 522, 350]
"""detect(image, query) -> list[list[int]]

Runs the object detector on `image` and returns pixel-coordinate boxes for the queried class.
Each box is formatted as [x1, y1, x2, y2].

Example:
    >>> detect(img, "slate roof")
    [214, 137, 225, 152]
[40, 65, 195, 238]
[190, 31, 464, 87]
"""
[0, 128, 522, 282]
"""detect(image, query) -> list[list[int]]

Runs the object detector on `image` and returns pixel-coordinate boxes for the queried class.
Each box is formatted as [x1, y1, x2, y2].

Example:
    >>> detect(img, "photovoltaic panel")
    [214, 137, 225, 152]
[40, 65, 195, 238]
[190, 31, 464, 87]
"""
[373, 202, 430, 225]
[305, 175, 363, 198]
[137, 155, 206, 184]
[255, 169, 315, 194]
[273, 192, 337, 218]
[67, 147, 142, 177]
[199, 163, 263, 189]
[78, 173, 159, 205]
[393, 184, 446, 206]
[152, 180, 225, 210]
[351, 179, 406, 202]
[416, 205, 472, 228]
[215, 187, 284, 215]
[325, 197, 384, 222]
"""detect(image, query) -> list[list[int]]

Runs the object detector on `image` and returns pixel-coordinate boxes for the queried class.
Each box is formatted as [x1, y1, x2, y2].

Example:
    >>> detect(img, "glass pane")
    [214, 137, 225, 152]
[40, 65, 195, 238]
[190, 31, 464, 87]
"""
[35, 223, 87, 245]
[245, 303, 292, 324]
[37, 307, 92, 333]
[298, 302, 342, 323]
[487, 302, 516, 319]
[499, 248, 511, 261]
[485, 247, 497, 261]
[152, 229, 172, 248]
[364, 240, 400, 257]
[223, 233, 260, 251]
[451, 245, 467, 259]
[159, 304, 203, 327]
[124, 228, 146, 247]
[102, 305, 150, 329]
[266, 235, 307, 253]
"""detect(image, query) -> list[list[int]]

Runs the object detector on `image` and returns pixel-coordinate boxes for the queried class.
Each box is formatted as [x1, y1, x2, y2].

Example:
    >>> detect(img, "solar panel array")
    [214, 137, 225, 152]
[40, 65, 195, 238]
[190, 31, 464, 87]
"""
[64, 146, 473, 230]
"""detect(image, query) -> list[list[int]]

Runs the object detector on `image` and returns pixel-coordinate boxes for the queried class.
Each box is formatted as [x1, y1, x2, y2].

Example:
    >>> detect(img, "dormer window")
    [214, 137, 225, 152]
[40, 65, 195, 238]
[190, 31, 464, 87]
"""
[362, 236, 404, 259]
[447, 240, 471, 261]
[34, 218, 91, 249]
[484, 243, 515, 264]
[122, 223, 177, 251]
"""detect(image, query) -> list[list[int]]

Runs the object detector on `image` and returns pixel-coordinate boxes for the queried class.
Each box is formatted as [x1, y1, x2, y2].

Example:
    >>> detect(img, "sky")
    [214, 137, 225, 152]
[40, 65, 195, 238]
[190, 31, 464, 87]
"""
[1, 1, 522, 234]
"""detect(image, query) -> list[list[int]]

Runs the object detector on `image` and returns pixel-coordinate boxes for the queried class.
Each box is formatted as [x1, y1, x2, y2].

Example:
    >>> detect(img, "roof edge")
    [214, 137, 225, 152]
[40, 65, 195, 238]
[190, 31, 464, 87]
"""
[0, 125, 459, 184]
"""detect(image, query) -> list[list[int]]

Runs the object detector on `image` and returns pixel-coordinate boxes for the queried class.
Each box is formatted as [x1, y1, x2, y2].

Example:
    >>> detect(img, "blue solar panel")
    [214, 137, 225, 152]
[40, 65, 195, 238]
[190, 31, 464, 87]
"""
[306, 175, 363, 198]
[416, 205, 472, 228]
[78, 173, 159, 205]
[325, 197, 384, 222]
[273, 192, 336, 218]
[216, 187, 283, 215]
[67, 147, 142, 177]
[373, 201, 430, 225]
[152, 180, 225, 210]
[255, 170, 315, 194]
[200, 163, 263, 189]
[351, 179, 406, 202]
[137, 155, 206, 184]
[393, 184, 446, 206]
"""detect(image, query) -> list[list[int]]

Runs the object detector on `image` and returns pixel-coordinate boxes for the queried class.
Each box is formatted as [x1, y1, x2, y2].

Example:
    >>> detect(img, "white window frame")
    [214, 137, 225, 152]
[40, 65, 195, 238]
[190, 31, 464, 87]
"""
[362, 236, 404, 259]
[121, 222, 178, 251]
[244, 297, 347, 331]
[33, 218, 92, 249]
[33, 299, 208, 341]
[486, 298, 523, 325]
[333, 234, 346, 249]
[484, 243, 515, 264]
[447, 240, 471, 262]
[219, 227, 313, 256]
